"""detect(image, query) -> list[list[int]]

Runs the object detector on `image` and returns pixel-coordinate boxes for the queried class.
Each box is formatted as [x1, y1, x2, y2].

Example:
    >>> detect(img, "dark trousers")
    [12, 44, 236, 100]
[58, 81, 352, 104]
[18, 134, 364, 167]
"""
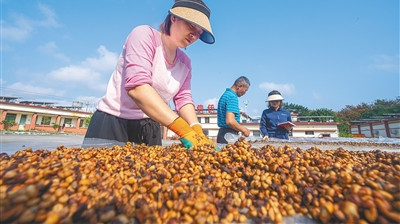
[217, 127, 239, 144]
[84, 110, 162, 146]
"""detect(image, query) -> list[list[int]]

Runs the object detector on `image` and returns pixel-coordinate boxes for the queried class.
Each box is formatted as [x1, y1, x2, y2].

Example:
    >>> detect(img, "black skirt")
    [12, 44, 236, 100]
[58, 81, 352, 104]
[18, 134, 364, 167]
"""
[82, 110, 162, 148]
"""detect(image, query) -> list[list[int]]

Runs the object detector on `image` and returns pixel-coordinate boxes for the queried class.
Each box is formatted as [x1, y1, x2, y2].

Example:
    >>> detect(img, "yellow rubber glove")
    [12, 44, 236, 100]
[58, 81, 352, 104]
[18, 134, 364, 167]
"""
[191, 123, 220, 151]
[168, 117, 210, 149]
[191, 123, 206, 137]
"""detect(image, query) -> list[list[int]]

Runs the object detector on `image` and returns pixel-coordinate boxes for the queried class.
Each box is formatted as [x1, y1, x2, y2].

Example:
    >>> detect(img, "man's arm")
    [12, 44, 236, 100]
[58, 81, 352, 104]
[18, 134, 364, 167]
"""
[226, 112, 250, 137]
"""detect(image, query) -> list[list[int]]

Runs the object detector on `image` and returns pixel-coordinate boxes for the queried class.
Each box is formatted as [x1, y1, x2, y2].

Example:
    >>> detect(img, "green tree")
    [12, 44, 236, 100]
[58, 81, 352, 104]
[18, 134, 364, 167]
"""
[280, 98, 399, 137]
[84, 114, 92, 127]
[336, 98, 400, 137]
[362, 98, 400, 118]
[306, 108, 338, 122]
[336, 103, 370, 122]
[284, 103, 309, 116]
[337, 120, 351, 137]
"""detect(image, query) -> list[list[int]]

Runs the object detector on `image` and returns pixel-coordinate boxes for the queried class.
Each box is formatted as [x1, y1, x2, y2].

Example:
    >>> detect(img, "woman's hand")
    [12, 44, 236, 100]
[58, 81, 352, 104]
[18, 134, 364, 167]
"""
[191, 123, 220, 151]
[168, 117, 214, 149]
[281, 124, 293, 132]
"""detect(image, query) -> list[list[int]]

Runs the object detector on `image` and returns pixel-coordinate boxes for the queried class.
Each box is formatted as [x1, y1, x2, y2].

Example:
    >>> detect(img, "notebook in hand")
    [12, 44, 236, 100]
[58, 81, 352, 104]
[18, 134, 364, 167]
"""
[278, 121, 295, 128]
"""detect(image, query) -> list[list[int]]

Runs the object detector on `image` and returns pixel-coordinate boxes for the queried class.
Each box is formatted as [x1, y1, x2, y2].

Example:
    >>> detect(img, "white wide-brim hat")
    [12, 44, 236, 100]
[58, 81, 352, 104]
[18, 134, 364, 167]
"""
[266, 94, 284, 102]
[266, 90, 284, 102]
[169, 0, 215, 44]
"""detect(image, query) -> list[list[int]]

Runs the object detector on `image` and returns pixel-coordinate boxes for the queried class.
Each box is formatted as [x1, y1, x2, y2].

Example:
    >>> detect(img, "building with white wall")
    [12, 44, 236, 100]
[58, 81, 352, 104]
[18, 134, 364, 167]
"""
[163, 104, 340, 140]
[4, 98, 397, 140]
[350, 117, 400, 138]
[0, 97, 91, 134]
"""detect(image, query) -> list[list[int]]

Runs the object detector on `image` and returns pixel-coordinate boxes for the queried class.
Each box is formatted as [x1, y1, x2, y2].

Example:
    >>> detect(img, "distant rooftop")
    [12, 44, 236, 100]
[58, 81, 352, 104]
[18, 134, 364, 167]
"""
[0, 95, 89, 112]
[351, 114, 400, 123]
[19, 101, 55, 106]
[0, 96, 20, 102]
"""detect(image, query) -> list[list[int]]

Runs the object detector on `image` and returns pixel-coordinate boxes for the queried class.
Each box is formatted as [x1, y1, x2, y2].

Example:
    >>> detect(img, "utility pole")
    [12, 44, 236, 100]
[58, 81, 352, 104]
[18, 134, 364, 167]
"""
[243, 100, 248, 122]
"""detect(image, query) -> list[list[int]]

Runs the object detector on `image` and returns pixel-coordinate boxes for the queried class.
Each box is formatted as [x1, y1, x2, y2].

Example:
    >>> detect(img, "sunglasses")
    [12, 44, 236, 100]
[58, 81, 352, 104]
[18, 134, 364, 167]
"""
[270, 100, 280, 103]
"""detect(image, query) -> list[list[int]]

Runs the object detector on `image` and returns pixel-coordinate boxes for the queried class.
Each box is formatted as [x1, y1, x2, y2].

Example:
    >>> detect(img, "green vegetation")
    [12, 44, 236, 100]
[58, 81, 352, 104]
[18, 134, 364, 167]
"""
[0, 120, 17, 130]
[41, 116, 52, 125]
[52, 124, 60, 130]
[84, 114, 92, 127]
[284, 103, 310, 115]
[285, 97, 399, 137]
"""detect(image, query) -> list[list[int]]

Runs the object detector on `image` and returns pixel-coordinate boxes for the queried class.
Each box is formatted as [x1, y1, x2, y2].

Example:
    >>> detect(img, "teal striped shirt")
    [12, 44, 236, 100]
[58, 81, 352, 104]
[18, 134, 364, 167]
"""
[217, 88, 240, 128]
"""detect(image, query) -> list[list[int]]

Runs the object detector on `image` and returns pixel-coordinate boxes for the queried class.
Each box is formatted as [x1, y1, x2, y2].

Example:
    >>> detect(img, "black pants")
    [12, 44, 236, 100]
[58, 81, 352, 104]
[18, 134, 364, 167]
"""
[83, 110, 162, 147]
[217, 127, 238, 144]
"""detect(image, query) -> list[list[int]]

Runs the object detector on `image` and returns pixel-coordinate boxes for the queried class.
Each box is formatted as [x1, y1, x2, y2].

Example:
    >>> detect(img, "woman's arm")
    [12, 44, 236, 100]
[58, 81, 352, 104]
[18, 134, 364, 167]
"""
[129, 85, 213, 149]
[178, 103, 198, 125]
[128, 84, 178, 126]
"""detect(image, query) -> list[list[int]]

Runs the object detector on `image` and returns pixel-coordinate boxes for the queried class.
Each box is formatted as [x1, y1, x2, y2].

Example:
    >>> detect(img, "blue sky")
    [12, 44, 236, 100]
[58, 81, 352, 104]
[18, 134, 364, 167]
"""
[1, 0, 399, 118]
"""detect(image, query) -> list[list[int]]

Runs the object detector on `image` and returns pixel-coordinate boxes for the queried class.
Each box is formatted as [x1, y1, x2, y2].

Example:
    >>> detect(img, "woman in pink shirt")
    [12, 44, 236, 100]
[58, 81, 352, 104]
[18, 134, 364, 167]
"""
[83, 0, 216, 149]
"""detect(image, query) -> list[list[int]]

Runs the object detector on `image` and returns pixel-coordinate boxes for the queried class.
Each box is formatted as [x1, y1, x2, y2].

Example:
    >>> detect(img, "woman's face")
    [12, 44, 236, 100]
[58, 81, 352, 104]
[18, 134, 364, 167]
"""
[170, 16, 203, 48]
[269, 100, 281, 110]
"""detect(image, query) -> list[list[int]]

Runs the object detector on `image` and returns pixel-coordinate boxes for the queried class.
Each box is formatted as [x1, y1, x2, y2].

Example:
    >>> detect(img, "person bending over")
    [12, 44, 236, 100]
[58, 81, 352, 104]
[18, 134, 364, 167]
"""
[216, 76, 251, 144]
[83, 0, 216, 149]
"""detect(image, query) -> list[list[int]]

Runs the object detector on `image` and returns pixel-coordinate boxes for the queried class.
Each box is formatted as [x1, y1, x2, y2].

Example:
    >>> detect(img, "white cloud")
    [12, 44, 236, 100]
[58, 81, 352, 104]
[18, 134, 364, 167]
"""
[82, 46, 118, 72]
[259, 82, 296, 96]
[1, 15, 33, 42]
[2, 3, 59, 43]
[48, 65, 99, 82]
[7, 82, 65, 98]
[203, 98, 219, 107]
[2, 83, 98, 108]
[36, 3, 59, 27]
[38, 41, 70, 62]
[367, 54, 399, 73]
[47, 45, 118, 92]
[2, 45, 116, 105]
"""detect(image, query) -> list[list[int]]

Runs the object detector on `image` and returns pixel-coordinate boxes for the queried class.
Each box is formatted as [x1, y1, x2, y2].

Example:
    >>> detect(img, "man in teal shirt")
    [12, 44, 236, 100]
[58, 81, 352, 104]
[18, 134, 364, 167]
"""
[217, 76, 251, 143]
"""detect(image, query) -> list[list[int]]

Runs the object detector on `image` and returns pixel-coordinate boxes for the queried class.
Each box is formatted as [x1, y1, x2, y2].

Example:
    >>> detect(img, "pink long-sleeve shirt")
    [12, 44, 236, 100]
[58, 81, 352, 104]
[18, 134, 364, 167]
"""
[97, 25, 194, 120]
